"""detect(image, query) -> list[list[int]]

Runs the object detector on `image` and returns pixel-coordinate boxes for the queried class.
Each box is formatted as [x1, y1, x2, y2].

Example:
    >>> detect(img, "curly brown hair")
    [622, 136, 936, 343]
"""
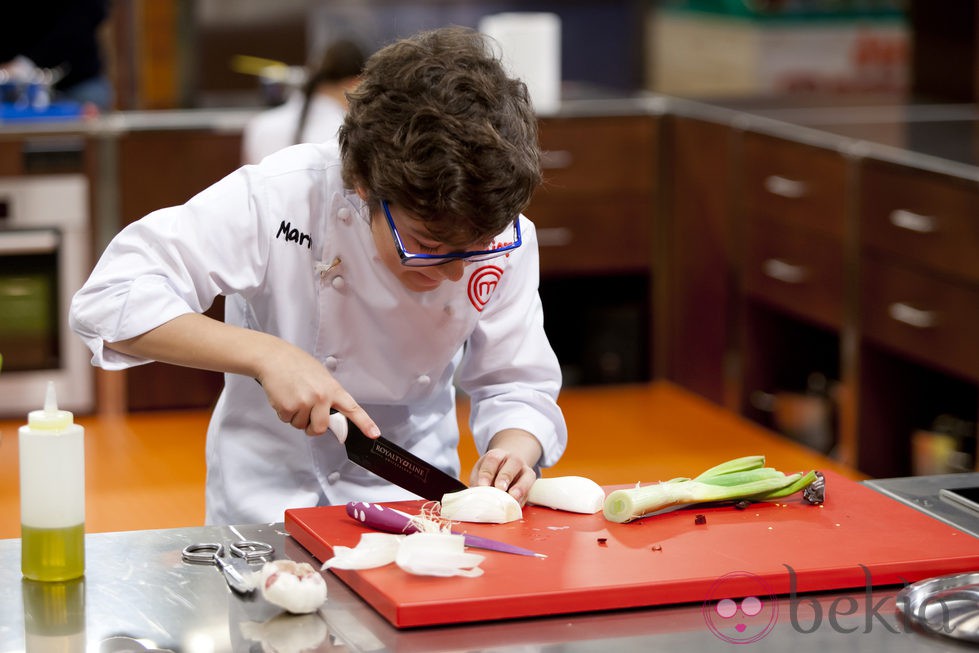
[338, 27, 541, 246]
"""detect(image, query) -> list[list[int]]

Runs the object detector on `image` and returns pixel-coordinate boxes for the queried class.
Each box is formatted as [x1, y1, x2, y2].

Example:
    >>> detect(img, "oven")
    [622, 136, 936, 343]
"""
[0, 174, 93, 415]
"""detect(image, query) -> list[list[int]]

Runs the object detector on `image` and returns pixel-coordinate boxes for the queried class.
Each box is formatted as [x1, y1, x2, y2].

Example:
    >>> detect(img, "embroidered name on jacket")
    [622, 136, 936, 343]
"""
[276, 220, 312, 249]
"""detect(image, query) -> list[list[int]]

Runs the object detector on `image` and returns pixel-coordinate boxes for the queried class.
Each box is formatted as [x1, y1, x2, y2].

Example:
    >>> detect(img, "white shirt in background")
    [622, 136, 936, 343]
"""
[241, 93, 347, 164]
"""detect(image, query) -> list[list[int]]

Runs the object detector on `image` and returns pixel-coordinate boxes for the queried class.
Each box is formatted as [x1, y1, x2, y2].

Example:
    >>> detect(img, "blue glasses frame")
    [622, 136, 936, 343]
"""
[381, 199, 522, 267]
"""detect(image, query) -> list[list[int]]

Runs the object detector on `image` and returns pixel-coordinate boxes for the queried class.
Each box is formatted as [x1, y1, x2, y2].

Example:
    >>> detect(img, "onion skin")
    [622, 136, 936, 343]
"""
[395, 532, 485, 577]
[320, 532, 403, 570]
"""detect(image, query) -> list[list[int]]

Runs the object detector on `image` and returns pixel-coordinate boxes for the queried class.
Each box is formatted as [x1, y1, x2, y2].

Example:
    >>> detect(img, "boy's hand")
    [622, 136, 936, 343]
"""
[469, 429, 543, 505]
[256, 342, 380, 441]
[104, 312, 381, 441]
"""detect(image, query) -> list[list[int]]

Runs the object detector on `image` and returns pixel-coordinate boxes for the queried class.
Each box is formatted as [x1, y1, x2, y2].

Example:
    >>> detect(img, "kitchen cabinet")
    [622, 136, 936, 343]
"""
[114, 129, 243, 411]
[0, 140, 20, 175]
[735, 132, 850, 460]
[677, 116, 979, 478]
[663, 116, 733, 406]
[116, 130, 243, 229]
[740, 133, 847, 329]
[674, 118, 979, 477]
[528, 114, 658, 386]
[856, 159, 979, 478]
[531, 116, 657, 277]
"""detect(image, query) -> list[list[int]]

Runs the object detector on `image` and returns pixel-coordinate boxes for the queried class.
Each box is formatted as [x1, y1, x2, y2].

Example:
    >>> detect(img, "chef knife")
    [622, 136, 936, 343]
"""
[337, 414, 468, 501]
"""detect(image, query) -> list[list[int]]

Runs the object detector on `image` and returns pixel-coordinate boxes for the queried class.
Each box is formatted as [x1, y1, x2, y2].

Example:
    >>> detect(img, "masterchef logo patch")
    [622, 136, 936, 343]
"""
[467, 265, 503, 312]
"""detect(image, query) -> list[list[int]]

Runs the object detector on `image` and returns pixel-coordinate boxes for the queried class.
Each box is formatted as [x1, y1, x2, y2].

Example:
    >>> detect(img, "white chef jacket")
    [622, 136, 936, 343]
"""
[241, 93, 346, 165]
[70, 141, 567, 525]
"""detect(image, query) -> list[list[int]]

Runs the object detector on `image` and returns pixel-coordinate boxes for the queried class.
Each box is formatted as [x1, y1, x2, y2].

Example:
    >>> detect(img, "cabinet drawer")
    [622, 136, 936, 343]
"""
[0, 140, 21, 175]
[742, 132, 847, 238]
[860, 254, 979, 382]
[528, 196, 652, 276]
[536, 116, 657, 196]
[860, 161, 979, 285]
[744, 215, 844, 328]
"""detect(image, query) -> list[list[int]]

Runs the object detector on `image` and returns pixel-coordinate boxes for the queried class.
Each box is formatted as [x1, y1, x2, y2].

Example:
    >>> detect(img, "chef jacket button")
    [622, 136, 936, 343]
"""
[325, 356, 338, 371]
[327, 471, 341, 484]
[417, 374, 431, 386]
[331, 275, 346, 290]
[337, 207, 351, 222]
[444, 304, 454, 316]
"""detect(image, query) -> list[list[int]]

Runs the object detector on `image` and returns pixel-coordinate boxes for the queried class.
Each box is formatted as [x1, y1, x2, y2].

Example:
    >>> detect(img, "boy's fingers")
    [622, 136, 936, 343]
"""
[334, 399, 381, 439]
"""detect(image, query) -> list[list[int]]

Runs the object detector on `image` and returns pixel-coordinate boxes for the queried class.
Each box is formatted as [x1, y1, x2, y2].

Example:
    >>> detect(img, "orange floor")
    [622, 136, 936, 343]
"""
[0, 382, 860, 540]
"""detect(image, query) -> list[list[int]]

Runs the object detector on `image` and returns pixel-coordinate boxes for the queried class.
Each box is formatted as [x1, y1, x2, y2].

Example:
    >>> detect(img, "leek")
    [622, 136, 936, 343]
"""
[603, 456, 818, 523]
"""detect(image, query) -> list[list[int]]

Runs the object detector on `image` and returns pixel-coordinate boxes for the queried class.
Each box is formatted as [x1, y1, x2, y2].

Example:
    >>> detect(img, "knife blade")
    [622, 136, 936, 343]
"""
[339, 415, 468, 501]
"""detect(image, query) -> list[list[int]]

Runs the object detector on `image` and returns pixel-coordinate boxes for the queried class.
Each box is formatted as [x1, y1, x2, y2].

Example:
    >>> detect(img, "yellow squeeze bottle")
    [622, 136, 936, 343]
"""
[19, 382, 85, 581]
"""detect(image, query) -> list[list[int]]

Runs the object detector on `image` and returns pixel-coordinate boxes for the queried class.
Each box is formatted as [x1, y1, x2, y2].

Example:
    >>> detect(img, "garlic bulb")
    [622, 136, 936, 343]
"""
[259, 560, 328, 614]
[439, 486, 522, 523]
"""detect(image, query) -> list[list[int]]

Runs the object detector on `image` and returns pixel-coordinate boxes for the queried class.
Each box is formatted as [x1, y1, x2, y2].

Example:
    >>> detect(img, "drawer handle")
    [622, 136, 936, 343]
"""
[888, 302, 938, 329]
[763, 175, 809, 199]
[536, 226, 573, 247]
[762, 258, 808, 284]
[540, 150, 573, 170]
[888, 209, 937, 234]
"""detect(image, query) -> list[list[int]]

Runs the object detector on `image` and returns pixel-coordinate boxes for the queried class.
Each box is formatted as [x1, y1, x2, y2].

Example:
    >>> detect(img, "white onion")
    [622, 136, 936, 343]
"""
[395, 532, 484, 577]
[259, 560, 328, 614]
[320, 532, 403, 571]
[439, 486, 522, 523]
[527, 476, 606, 514]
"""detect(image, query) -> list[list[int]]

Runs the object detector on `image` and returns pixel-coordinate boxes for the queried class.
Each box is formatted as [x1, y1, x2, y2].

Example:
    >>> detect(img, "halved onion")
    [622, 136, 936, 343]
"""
[527, 476, 606, 514]
[440, 486, 522, 523]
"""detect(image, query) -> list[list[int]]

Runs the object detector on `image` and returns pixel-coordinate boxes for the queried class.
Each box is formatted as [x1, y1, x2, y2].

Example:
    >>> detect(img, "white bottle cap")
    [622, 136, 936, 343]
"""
[27, 381, 74, 431]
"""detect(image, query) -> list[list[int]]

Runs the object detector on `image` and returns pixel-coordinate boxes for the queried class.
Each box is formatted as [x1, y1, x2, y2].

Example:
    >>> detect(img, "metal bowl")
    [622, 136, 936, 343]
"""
[896, 571, 979, 643]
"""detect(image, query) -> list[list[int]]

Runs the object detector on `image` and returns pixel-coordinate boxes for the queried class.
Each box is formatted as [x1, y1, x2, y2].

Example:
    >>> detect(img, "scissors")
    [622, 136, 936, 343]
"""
[181, 540, 274, 594]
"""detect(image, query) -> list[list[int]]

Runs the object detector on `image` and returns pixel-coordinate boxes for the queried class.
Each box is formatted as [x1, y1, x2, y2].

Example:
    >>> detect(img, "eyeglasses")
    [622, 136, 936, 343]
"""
[381, 199, 521, 267]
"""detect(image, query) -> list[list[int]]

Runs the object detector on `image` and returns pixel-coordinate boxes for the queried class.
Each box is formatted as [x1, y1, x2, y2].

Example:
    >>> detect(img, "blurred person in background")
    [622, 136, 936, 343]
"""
[242, 39, 366, 164]
[0, 0, 112, 112]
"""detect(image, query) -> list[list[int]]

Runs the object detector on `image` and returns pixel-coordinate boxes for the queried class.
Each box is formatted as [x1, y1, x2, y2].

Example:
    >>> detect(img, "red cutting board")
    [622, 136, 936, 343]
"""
[285, 471, 979, 628]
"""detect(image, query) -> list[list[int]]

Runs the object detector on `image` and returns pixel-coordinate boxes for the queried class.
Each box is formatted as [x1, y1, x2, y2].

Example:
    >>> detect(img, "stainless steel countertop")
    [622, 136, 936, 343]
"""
[1, 486, 976, 653]
[866, 473, 979, 538]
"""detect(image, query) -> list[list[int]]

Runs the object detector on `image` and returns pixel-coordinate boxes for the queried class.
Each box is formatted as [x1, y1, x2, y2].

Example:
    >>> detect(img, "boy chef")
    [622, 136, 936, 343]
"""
[70, 27, 567, 525]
